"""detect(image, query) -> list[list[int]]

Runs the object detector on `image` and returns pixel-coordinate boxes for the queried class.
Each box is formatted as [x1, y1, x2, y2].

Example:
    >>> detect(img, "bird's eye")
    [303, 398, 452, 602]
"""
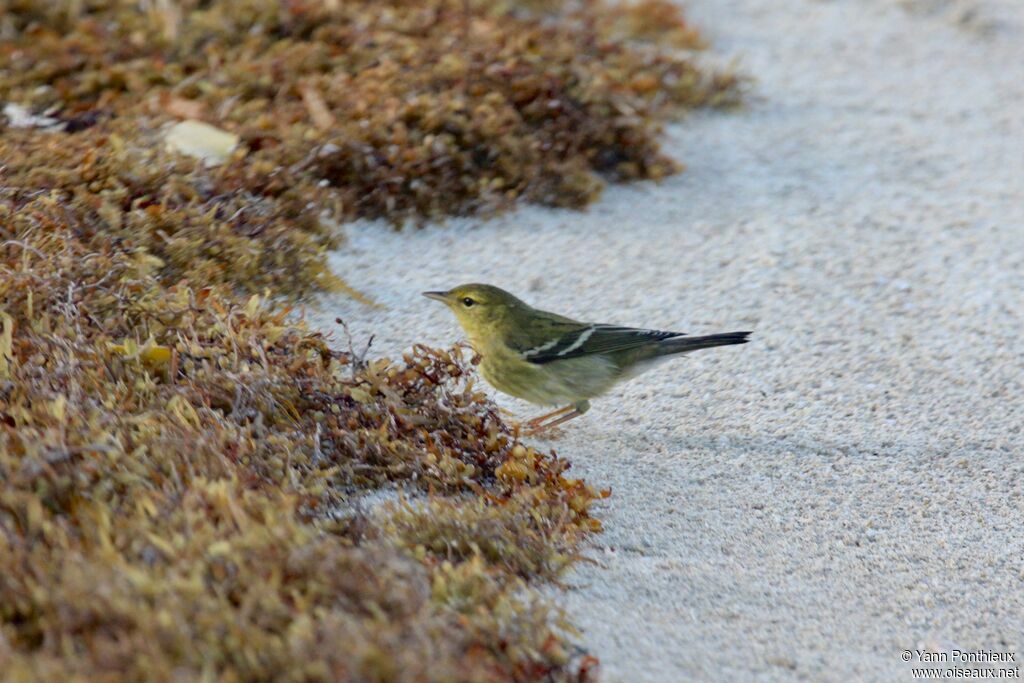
[461, 297, 476, 307]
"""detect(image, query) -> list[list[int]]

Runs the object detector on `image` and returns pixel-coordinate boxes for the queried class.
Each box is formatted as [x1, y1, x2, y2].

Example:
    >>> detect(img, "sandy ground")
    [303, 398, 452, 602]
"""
[311, 0, 1024, 679]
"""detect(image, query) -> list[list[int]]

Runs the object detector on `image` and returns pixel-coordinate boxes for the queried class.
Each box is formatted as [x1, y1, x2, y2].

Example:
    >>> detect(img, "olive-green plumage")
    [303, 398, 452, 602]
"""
[424, 284, 751, 430]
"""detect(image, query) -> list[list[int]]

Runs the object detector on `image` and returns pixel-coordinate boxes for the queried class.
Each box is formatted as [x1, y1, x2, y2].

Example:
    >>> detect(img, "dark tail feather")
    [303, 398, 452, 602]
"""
[658, 331, 751, 355]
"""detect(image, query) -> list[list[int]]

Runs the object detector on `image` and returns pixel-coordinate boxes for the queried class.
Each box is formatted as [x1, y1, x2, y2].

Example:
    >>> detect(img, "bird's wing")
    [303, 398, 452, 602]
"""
[514, 323, 684, 365]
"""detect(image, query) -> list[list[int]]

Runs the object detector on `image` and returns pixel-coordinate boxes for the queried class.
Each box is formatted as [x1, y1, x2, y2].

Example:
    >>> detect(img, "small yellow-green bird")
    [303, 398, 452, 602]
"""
[423, 283, 751, 432]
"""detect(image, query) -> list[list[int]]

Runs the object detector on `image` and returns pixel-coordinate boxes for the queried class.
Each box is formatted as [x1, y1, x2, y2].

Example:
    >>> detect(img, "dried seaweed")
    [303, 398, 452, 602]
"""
[1, 0, 740, 225]
[0, 209, 605, 678]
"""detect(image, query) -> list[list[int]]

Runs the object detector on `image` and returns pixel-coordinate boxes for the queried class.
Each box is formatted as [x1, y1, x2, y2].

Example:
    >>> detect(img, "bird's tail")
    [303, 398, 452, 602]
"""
[658, 331, 751, 355]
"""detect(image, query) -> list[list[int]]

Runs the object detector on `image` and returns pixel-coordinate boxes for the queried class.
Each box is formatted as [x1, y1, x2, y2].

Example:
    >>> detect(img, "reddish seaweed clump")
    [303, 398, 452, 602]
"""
[0, 192, 605, 678]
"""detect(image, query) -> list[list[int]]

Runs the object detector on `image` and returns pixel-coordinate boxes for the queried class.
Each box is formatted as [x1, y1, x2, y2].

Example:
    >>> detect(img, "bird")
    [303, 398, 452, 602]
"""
[423, 283, 751, 432]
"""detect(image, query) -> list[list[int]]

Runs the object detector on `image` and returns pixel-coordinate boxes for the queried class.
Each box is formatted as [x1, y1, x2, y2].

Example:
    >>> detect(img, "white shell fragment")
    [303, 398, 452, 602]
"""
[165, 119, 239, 165]
[3, 103, 63, 130]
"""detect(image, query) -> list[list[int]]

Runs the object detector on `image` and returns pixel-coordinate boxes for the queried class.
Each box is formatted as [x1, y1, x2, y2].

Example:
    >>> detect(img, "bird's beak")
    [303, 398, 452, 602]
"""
[422, 291, 449, 303]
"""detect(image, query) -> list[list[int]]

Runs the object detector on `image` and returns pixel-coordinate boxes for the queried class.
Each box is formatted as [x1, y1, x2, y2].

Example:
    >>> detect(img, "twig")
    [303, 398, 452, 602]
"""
[299, 82, 336, 131]
[335, 317, 374, 379]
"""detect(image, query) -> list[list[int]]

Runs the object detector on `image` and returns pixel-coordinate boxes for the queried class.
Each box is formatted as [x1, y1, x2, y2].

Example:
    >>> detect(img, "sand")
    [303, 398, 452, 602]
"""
[311, 0, 1024, 679]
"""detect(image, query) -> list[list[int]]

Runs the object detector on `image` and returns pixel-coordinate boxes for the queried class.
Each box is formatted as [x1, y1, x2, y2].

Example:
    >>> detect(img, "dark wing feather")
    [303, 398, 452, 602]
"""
[519, 324, 684, 364]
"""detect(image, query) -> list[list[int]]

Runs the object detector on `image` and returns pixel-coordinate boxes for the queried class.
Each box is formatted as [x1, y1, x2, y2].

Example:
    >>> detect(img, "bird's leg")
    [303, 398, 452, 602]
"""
[524, 404, 575, 429]
[524, 401, 590, 434]
[532, 408, 583, 431]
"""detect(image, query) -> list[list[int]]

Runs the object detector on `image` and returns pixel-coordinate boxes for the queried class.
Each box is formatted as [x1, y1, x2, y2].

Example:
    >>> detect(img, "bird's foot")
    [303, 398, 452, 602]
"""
[520, 404, 585, 436]
[524, 405, 575, 429]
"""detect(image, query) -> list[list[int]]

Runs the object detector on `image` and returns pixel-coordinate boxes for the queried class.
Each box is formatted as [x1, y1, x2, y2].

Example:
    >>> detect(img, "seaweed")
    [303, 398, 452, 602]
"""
[0, 211, 605, 678]
[1, 0, 739, 225]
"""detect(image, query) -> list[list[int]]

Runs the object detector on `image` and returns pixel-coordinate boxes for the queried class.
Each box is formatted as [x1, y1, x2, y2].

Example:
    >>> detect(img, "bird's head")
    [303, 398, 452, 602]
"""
[422, 283, 528, 342]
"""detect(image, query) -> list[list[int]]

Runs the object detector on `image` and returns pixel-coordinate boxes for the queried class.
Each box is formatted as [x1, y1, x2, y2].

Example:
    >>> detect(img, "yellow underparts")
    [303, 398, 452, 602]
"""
[476, 341, 621, 408]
